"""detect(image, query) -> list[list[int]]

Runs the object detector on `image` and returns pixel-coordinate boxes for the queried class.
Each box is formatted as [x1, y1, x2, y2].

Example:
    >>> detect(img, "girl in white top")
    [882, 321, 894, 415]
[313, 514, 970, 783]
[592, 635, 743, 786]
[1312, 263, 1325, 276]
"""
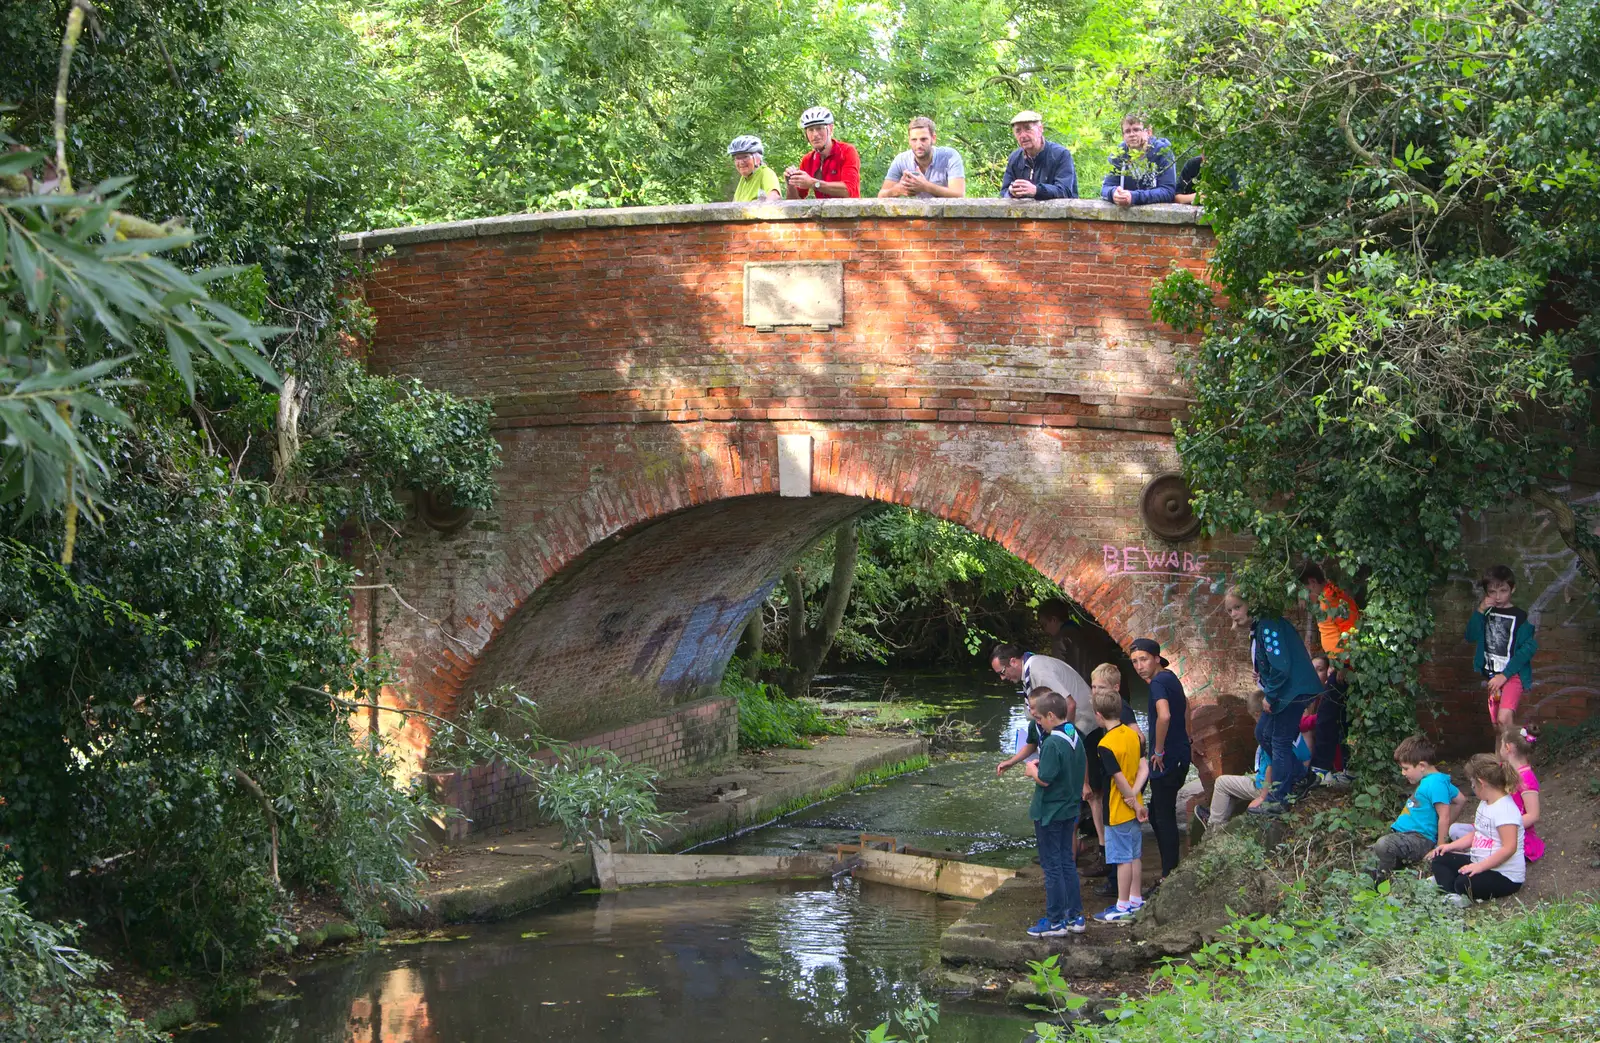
[1429, 753, 1525, 903]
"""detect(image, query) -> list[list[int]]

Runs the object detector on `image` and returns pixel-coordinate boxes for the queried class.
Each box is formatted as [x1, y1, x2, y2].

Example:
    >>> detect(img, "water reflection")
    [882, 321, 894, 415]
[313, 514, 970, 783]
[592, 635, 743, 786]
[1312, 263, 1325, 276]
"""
[198, 880, 1023, 1043]
[198, 673, 1047, 1043]
[346, 968, 433, 1043]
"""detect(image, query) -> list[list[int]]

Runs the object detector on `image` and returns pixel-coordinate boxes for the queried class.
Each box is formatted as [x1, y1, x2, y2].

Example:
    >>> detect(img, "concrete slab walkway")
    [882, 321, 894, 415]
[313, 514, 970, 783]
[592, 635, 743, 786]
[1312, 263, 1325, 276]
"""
[410, 733, 928, 924]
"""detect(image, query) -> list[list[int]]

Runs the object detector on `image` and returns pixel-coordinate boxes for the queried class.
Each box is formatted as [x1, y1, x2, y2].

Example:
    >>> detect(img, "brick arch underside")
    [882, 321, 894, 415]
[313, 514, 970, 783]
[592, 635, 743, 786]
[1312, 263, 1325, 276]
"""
[449, 428, 1253, 785]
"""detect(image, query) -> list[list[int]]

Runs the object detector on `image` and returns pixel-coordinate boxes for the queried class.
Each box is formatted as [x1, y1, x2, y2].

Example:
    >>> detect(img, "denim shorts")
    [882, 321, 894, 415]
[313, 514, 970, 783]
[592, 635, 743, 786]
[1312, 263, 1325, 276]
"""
[1105, 819, 1142, 864]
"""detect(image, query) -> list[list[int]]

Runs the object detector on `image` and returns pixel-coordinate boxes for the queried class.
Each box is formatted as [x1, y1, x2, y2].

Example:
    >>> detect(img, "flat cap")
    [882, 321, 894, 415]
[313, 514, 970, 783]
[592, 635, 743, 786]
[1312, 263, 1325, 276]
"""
[1010, 110, 1044, 124]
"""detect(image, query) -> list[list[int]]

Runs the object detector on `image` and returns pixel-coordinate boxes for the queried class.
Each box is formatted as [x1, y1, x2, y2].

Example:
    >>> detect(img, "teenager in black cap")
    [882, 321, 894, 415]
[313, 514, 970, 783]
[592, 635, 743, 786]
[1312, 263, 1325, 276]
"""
[1129, 637, 1189, 880]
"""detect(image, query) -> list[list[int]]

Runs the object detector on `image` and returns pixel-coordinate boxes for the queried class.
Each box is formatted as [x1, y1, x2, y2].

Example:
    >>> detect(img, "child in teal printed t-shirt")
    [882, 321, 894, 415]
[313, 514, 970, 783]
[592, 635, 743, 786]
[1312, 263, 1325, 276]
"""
[1366, 734, 1464, 881]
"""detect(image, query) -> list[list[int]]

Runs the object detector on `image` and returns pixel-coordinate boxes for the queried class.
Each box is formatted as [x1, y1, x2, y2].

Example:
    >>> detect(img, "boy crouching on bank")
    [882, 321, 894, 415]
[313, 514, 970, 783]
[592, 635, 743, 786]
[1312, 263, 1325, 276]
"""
[1024, 687, 1089, 937]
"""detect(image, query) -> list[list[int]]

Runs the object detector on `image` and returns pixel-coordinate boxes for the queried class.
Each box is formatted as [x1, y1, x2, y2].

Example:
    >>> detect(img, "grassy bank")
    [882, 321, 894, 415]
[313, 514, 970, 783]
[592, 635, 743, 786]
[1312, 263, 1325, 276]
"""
[1053, 875, 1600, 1042]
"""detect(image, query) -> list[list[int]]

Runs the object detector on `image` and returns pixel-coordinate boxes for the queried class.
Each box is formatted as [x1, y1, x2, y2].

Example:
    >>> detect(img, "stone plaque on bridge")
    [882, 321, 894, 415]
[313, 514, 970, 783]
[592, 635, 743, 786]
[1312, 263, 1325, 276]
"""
[743, 261, 844, 330]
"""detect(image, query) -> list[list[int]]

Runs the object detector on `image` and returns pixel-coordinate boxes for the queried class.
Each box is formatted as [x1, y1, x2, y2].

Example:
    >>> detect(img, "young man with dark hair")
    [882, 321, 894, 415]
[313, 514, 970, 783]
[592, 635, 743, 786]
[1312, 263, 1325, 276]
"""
[878, 116, 966, 198]
[1129, 638, 1187, 879]
[1174, 154, 1203, 205]
[1100, 114, 1177, 207]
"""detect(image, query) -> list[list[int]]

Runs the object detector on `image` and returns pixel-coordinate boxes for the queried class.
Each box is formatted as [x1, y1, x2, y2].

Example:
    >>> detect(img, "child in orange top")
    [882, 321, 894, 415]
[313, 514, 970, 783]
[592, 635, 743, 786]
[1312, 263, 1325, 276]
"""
[1299, 563, 1360, 657]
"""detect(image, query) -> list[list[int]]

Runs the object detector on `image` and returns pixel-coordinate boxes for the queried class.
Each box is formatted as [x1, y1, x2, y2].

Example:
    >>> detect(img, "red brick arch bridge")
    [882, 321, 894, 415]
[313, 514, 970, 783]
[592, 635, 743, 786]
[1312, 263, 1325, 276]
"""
[347, 198, 1593, 832]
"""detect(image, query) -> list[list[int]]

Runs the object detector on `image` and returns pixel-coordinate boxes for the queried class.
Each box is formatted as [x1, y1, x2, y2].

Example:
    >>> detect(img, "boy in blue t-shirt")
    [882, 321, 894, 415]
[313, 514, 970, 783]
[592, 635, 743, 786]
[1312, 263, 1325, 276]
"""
[1366, 735, 1464, 881]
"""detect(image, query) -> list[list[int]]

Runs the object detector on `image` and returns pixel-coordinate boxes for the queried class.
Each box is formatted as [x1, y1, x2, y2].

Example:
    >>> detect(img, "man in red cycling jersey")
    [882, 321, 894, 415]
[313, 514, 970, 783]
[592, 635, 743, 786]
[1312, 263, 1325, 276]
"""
[785, 106, 860, 199]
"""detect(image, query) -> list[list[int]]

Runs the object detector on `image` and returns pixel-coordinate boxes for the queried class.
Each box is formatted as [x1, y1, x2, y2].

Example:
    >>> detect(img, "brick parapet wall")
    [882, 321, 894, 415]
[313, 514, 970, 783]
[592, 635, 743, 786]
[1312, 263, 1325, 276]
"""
[428, 696, 737, 841]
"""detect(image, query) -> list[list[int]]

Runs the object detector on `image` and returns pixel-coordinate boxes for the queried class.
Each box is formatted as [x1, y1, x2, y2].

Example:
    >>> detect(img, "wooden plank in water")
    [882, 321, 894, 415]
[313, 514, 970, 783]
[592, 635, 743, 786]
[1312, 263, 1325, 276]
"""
[594, 850, 843, 890]
[853, 849, 1015, 901]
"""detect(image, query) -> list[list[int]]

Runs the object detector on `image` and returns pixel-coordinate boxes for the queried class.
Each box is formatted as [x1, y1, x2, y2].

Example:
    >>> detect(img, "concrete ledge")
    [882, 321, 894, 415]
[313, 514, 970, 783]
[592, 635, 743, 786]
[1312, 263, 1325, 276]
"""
[341, 198, 1204, 251]
[408, 733, 929, 924]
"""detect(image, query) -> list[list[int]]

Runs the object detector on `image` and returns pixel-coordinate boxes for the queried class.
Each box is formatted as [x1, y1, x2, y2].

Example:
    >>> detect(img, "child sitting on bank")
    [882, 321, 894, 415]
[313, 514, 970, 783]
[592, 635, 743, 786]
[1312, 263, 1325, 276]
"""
[1092, 687, 1148, 923]
[1448, 726, 1543, 863]
[1197, 690, 1311, 827]
[1366, 734, 1465, 881]
[1466, 564, 1537, 732]
[1021, 688, 1089, 937]
[1430, 753, 1527, 904]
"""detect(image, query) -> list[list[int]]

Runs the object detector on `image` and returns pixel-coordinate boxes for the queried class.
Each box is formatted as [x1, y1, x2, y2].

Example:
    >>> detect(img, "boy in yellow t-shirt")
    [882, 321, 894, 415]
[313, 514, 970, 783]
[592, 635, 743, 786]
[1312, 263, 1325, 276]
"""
[1092, 686, 1148, 923]
[728, 135, 782, 203]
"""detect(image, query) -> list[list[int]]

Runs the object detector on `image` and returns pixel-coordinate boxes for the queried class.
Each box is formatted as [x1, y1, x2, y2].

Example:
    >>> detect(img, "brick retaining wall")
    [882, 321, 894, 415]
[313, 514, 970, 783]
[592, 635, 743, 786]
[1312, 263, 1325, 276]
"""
[429, 696, 737, 840]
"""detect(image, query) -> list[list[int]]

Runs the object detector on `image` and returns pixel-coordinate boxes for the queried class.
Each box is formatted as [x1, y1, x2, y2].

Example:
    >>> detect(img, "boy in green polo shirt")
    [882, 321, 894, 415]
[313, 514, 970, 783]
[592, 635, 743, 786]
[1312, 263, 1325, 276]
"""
[1022, 688, 1088, 936]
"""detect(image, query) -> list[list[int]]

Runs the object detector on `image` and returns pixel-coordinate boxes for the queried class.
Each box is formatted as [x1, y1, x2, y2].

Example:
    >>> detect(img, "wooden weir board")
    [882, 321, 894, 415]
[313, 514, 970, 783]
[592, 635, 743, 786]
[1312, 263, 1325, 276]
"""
[851, 849, 1015, 901]
[594, 850, 843, 889]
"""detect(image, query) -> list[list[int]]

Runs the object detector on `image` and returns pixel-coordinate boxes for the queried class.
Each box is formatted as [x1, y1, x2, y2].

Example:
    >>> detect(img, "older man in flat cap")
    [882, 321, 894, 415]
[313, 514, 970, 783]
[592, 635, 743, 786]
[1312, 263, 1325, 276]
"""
[999, 110, 1077, 200]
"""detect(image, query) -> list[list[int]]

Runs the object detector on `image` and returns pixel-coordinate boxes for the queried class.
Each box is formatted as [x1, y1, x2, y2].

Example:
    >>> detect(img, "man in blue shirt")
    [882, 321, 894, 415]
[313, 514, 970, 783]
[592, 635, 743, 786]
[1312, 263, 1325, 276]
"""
[999, 110, 1077, 201]
[878, 116, 967, 198]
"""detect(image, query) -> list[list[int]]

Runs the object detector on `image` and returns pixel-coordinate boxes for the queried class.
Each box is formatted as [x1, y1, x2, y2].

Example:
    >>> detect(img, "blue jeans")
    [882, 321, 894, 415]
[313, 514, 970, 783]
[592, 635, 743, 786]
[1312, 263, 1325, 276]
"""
[1257, 695, 1313, 803]
[1035, 815, 1082, 923]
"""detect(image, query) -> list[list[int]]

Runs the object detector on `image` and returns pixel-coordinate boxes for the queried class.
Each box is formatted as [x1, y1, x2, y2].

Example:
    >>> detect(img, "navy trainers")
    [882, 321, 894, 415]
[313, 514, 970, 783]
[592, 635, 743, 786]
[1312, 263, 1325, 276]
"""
[1026, 916, 1053, 937]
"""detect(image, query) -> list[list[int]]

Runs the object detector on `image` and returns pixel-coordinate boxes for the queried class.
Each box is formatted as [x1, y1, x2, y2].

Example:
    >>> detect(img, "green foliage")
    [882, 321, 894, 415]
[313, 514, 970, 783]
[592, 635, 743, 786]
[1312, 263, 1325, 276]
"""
[535, 746, 672, 853]
[0, 1, 506, 984]
[1075, 875, 1600, 1041]
[1021, 954, 1089, 1042]
[0, 425, 439, 969]
[1142, 0, 1600, 773]
[426, 684, 548, 774]
[0, 174, 277, 523]
[295, 362, 501, 526]
[724, 666, 844, 750]
[0, 864, 162, 1043]
[792, 507, 1063, 666]
[858, 997, 939, 1043]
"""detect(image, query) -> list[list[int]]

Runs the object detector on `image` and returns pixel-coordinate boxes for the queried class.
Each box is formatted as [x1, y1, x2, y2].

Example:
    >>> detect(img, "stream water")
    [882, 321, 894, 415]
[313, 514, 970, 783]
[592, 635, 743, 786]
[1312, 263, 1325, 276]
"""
[197, 671, 1114, 1043]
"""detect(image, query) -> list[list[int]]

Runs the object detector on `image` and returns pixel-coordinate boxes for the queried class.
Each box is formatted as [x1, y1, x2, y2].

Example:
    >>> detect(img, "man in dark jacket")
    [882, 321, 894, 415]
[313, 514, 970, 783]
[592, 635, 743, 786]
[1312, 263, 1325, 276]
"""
[1000, 110, 1077, 200]
[1101, 115, 1177, 207]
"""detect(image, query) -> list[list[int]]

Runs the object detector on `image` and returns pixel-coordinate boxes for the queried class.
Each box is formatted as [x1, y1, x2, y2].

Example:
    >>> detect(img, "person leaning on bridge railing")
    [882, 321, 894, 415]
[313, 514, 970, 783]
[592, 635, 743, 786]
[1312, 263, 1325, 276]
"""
[877, 116, 967, 199]
[1101, 114, 1178, 208]
[999, 110, 1078, 201]
[784, 106, 861, 199]
[728, 136, 783, 203]
[1174, 154, 1204, 205]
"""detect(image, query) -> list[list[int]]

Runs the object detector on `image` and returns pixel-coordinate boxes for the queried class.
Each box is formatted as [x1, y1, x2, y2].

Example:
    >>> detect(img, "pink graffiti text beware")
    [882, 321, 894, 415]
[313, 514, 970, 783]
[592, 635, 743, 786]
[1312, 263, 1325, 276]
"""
[1104, 544, 1210, 576]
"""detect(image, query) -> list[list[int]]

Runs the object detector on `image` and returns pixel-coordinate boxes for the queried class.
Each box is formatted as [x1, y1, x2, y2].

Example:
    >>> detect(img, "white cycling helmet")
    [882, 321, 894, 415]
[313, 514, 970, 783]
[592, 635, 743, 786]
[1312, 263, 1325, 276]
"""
[727, 135, 765, 156]
[799, 106, 835, 129]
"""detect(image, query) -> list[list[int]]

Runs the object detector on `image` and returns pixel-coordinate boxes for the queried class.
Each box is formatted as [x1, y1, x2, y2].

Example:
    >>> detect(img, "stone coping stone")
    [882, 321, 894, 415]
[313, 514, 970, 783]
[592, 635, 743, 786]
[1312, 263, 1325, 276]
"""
[341, 198, 1205, 251]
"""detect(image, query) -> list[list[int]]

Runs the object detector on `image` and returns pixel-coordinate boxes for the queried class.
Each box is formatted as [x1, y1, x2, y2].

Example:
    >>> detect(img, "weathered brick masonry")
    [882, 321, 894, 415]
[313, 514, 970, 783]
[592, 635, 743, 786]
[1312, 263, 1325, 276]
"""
[348, 198, 1599, 832]
[428, 696, 735, 841]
